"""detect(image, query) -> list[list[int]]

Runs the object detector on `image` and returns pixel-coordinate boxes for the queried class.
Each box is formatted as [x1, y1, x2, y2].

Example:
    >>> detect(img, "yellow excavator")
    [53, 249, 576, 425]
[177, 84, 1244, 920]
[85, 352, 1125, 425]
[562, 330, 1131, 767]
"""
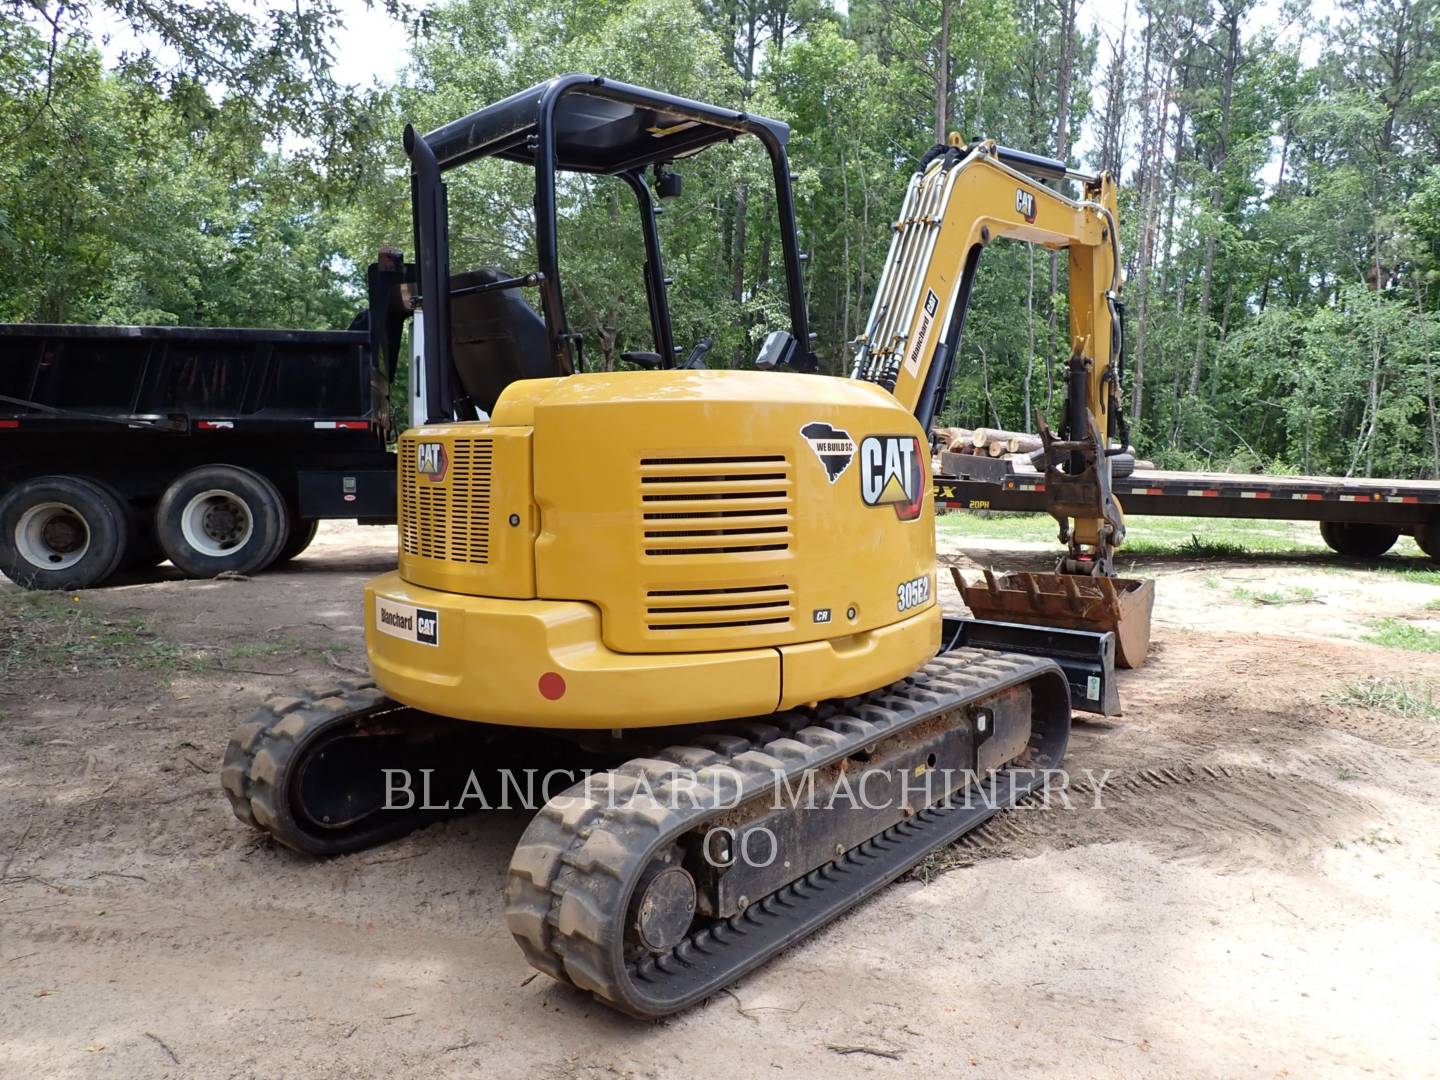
[222, 75, 1150, 1018]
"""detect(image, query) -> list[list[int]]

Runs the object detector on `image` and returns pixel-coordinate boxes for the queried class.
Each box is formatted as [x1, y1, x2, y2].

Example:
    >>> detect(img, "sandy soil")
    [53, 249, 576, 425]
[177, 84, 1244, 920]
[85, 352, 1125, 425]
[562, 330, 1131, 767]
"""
[3, 522, 1440, 1078]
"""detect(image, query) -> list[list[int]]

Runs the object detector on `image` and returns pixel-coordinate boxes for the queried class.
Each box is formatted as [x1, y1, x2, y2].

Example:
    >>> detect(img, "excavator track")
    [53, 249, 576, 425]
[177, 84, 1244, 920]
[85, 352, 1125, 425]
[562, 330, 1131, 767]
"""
[221, 681, 481, 856]
[504, 648, 1071, 1018]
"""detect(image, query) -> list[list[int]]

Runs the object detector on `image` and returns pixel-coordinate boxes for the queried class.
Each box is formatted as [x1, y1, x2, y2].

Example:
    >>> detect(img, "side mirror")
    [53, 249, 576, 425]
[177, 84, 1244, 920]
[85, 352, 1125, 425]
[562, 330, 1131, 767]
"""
[755, 330, 793, 369]
[655, 166, 683, 199]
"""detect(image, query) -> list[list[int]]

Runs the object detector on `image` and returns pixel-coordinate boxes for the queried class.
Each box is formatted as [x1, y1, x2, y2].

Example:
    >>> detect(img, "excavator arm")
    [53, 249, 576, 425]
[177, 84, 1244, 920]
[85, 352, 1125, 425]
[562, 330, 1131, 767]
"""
[854, 136, 1154, 667]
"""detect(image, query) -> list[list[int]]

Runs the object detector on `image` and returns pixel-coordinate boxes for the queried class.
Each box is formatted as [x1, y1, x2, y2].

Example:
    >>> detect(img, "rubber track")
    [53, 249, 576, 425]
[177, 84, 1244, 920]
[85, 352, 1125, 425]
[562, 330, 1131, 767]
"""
[504, 648, 1070, 1018]
[221, 680, 424, 855]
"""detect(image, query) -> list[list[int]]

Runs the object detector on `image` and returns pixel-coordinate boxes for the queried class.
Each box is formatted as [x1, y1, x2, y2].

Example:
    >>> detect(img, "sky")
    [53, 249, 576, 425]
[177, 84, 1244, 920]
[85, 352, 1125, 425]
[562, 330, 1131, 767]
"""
[84, 0, 1337, 180]
[86, 0, 417, 89]
[325, 0, 417, 88]
[89, 0, 1336, 100]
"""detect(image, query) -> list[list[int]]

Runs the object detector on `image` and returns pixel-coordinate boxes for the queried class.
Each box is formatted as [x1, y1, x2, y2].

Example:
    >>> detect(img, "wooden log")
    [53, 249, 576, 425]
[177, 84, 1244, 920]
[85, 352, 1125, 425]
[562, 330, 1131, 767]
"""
[931, 427, 978, 454]
[972, 427, 1042, 454]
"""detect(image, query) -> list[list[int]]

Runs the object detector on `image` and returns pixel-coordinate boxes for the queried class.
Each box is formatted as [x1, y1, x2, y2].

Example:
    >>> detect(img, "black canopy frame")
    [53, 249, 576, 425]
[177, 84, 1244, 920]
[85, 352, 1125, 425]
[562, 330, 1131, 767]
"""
[404, 73, 816, 422]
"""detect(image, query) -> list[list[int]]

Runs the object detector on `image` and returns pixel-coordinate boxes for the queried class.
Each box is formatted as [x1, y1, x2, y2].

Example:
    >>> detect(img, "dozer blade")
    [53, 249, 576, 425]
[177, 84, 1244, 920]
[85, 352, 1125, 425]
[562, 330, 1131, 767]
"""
[954, 567, 1155, 669]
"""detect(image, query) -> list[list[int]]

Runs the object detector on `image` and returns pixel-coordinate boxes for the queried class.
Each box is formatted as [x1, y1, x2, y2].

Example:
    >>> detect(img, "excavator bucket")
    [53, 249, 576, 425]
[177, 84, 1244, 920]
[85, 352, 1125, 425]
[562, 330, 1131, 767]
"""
[954, 567, 1155, 669]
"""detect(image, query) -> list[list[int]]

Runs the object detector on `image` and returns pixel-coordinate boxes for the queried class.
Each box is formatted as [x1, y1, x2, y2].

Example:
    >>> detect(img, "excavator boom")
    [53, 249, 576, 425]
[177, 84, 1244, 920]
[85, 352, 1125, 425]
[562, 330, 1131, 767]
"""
[853, 137, 1153, 667]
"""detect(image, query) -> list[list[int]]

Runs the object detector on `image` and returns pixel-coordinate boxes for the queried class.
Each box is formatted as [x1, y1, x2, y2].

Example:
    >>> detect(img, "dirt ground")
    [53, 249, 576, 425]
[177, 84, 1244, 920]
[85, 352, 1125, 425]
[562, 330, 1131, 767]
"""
[3, 521, 1440, 1079]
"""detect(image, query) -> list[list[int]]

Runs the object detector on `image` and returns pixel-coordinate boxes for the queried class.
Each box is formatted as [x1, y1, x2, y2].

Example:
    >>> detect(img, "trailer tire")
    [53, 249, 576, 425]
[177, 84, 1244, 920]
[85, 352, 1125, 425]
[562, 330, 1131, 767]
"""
[273, 518, 319, 564]
[1416, 521, 1440, 563]
[0, 475, 130, 590]
[1320, 521, 1399, 559]
[157, 466, 288, 578]
[1110, 452, 1136, 479]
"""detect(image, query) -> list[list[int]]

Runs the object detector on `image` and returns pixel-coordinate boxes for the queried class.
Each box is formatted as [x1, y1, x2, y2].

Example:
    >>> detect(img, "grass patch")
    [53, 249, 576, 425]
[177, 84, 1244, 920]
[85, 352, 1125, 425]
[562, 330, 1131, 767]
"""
[0, 592, 210, 682]
[939, 512, 1333, 560]
[1327, 677, 1440, 721]
[1123, 533, 1249, 558]
[1231, 584, 1318, 606]
[228, 638, 299, 660]
[1361, 619, 1440, 652]
[1374, 565, 1440, 586]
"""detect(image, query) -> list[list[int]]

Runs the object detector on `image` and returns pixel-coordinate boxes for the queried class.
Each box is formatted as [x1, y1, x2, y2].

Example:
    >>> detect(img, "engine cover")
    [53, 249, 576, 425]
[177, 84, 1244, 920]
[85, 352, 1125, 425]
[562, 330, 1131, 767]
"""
[396, 369, 937, 656]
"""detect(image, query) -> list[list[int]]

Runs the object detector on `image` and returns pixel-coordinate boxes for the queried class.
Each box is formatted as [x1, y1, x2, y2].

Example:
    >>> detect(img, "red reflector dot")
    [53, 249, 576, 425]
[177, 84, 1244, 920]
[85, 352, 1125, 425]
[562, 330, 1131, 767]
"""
[538, 672, 566, 700]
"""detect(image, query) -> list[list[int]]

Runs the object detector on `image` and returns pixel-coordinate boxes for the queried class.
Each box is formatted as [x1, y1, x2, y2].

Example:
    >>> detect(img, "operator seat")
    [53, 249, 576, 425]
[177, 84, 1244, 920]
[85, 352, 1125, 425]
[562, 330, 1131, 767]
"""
[449, 267, 557, 414]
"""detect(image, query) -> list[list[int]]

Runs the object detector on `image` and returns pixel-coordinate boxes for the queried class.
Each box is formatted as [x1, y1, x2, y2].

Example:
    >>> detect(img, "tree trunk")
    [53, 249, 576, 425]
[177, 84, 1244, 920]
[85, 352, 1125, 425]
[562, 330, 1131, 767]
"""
[1428, 328, 1440, 478]
[1097, 2, 1129, 177]
[1046, 0, 1078, 405]
[1025, 245, 1036, 432]
[1159, 46, 1192, 291]
[731, 187, 748, 304]
[839, 133, 852, 353]
[1258, 122, 1290, 312]
[1421, 287, 1439, 478]
[1188, 2, 1242, 397]
[1130, 14, 1175, 425]
[934, 0, 951, 142]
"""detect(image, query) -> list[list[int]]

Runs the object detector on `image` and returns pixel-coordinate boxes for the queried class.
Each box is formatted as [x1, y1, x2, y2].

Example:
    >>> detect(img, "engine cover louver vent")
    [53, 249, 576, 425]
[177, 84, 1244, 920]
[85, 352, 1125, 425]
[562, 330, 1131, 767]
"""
[399, 435, 493, 564]
[638, 455, 794, 558]
[645, 583, 795, 632]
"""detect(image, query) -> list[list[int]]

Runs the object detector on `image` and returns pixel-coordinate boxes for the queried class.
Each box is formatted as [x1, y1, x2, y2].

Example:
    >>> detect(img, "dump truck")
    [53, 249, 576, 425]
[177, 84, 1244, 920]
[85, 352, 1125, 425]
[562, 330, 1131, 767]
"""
[0, 257, 411, 589]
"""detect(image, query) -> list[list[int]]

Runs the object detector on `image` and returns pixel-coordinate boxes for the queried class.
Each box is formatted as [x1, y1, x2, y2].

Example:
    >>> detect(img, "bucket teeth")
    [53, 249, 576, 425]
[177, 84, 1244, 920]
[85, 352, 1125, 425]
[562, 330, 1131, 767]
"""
[956, 570, 1155, 669]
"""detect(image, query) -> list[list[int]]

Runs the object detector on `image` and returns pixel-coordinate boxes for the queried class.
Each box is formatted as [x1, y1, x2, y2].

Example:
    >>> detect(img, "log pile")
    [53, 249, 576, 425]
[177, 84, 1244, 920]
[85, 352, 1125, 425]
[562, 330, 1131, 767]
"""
[932, 426, 1155, 469]
[933, 426, 1044, 458]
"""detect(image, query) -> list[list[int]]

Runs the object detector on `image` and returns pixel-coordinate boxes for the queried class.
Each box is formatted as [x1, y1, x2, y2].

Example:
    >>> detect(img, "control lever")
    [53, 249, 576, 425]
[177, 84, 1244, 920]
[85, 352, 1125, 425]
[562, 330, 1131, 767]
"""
[681, 337, 712, 369]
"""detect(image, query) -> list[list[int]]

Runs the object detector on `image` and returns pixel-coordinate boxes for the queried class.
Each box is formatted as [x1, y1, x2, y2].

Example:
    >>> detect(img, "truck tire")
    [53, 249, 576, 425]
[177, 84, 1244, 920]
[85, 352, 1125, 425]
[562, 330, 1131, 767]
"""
[273, 518, 319, 564]
[82, 481, 165, 572]
[0, 475, 131, 590]
[157, 465, 288, 578]
[1110, 452, 1136, 479]
[1319, 521, 1399, 559]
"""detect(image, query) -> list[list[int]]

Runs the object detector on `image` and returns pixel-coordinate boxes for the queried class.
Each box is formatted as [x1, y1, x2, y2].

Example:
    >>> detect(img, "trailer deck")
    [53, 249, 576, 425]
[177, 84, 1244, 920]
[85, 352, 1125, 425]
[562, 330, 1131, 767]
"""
[934, 454, 1440, 560]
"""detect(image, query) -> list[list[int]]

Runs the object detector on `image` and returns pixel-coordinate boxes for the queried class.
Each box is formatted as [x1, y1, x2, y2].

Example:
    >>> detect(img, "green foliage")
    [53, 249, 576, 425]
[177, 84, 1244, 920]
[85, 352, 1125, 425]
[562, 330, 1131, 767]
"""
[0, 591, 209, 680]
[1327, 677, 1440, 722]
[1363, 618, 1440, 652]
[1230, 584, 1318, 605]
[1125, 533, 1247, 558]
[0, 20, 376, 328]
[1, 0, 1439, 488]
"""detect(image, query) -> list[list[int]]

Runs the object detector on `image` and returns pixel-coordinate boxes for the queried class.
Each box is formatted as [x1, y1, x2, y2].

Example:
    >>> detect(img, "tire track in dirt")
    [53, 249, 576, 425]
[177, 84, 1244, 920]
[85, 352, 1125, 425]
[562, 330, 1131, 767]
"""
[1322, 709, 1440, 758]
[930, 762, 1379, 872]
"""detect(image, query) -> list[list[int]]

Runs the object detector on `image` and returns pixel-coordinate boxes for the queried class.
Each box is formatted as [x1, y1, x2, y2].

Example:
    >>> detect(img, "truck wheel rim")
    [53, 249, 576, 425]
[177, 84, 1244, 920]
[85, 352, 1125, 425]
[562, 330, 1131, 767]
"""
[16, 502, 91, 571]
[181, 489, 254, 557]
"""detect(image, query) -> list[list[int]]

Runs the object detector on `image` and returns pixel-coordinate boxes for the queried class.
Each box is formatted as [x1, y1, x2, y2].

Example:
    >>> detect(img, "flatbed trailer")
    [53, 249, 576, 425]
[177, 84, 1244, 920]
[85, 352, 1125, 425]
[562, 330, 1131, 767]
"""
[933, 453, 1440, 562]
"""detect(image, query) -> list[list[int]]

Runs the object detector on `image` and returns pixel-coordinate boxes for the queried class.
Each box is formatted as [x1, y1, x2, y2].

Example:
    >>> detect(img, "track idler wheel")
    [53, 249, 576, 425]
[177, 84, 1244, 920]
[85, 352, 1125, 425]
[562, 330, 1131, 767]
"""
[221, 682, 479, 855]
